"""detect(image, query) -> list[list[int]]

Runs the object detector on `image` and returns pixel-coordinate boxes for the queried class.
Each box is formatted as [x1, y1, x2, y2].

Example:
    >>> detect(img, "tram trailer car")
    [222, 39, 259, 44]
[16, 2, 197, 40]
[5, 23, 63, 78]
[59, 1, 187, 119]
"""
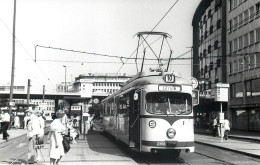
[101, 72, 195, 156]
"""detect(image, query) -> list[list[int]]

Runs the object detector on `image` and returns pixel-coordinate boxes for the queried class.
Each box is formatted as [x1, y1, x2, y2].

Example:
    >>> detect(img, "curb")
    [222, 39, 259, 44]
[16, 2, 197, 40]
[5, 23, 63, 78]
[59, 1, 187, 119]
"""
[195, 141, 260, 159]
[195, 132, 260, 143]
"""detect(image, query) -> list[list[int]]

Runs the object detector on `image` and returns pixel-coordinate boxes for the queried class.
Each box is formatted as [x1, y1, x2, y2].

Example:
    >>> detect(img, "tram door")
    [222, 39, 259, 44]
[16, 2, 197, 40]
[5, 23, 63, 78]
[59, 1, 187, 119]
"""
[113, 97, 119, 136]
[129, 91, 140, 149]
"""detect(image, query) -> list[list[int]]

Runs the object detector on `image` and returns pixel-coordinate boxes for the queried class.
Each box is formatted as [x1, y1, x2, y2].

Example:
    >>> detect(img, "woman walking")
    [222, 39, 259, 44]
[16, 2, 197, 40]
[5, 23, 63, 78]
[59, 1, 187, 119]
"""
[49, 110, 66, 165]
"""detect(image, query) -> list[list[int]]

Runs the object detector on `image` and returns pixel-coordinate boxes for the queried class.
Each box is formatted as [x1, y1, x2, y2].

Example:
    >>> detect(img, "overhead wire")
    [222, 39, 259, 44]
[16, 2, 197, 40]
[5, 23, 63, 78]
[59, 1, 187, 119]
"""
[0, 16, 56, 89]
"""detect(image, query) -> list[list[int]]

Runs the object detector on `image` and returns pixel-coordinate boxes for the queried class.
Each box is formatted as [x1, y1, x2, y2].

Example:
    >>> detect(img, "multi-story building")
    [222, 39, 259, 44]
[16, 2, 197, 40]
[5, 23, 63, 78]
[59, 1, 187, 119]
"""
[192, 0, 228, 123]
[227, 0, 260, 131]
[193, 0, 260, 131]
[71, 73, 131, 98]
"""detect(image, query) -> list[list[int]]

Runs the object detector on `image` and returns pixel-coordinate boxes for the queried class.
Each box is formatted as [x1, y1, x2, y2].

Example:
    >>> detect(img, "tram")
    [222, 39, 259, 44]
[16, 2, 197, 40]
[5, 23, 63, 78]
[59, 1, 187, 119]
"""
[101, 32, 196, 156]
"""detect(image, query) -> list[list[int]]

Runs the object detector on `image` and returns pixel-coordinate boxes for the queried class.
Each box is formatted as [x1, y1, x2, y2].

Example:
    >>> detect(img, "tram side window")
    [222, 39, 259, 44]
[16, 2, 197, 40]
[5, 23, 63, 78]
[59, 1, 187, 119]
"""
[117, 94, 130, 115]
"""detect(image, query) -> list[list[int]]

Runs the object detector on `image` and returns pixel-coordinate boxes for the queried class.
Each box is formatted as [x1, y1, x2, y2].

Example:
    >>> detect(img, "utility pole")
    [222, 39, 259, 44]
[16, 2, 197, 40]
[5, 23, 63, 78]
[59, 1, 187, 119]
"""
[63, 65, 67, 92]
[27, 79, 31, 106]
[43, 85, 45, 102]
[9, 0, 16, 117]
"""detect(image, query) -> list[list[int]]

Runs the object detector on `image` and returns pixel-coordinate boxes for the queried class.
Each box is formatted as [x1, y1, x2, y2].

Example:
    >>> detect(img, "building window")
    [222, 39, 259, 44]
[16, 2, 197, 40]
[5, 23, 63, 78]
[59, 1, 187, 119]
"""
[234, 38, 238, 52]
[229, 62, 233, 74]
[234, 60, 238, 73]
[235, 82, 244, 98]
[249, 31, 255, 45]
[229, 41, 233, 53]
[217, 59, 221, 67]
[234, 0, 238, 8]
[214, 40, 219, 49]
[208, 45, 211, 54]
[205, 30, 208, 39]
[203, 49, 207, 57]
[238, 36, 243, 50]
[233, 17, 238, 30]
[256, 3, 260, 16]
[256, 53, 260, 67]
[250, 54, 256, 69]
[244, 55, 250, 70]
[229, 20, 233, 32]
[245, 80, 251, 97]
[210, 25, 213, 34]
[249, 6, 254, 21]
[244, 10, 249, 24]
[238, 13, 243, 28]
[208, 9, 212, 18]
[217, 19, 221, 29]
[251, 79, 260, 96]
[256, 28, 260, 43]
[229, 0, 233, 11]
[239, 58, 243, 72]
[244, 33, 249, 47]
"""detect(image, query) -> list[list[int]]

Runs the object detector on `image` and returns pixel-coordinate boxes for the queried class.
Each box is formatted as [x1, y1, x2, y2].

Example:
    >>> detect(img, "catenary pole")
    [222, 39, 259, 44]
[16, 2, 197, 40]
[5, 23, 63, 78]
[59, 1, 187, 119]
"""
[9, 0, 16, 117]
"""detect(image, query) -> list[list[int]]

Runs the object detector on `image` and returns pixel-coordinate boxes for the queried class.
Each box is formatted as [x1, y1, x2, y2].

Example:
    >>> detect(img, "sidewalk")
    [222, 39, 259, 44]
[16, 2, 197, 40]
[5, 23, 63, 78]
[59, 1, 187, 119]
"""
[37, 130, 137, 165]
[195, 128, 260, 158]
[0, 128, 27, 144]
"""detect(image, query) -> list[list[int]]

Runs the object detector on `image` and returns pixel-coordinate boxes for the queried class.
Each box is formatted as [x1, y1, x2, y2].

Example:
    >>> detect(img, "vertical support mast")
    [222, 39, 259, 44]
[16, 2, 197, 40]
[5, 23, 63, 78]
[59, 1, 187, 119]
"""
[9, 0, 16, 116]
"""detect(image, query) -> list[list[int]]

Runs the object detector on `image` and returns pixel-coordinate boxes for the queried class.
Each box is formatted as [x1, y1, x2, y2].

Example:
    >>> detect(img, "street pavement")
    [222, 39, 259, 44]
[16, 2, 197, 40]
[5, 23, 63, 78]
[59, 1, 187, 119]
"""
[0, 126, 260, 164]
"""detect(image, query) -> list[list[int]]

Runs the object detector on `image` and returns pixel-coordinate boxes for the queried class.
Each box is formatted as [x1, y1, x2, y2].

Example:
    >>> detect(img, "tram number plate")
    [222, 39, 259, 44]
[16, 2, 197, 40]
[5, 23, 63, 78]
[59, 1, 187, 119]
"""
[157, 141, 166, 146]
[158, 85, 181, 92]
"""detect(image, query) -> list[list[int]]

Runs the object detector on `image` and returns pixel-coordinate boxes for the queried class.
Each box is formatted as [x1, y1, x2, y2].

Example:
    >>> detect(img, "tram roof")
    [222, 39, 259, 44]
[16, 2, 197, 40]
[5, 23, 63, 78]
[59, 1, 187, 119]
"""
[102, 72, 192, 102]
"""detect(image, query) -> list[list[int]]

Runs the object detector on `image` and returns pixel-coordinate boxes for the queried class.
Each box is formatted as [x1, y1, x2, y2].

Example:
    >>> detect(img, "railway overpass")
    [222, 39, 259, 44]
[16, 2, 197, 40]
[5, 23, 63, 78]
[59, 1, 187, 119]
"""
[0, 90, 108, 111]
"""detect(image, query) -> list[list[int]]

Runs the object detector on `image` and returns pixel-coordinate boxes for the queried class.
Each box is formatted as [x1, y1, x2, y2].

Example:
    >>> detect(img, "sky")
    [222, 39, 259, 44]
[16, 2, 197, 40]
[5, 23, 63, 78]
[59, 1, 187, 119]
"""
[0, 0, 201, 93]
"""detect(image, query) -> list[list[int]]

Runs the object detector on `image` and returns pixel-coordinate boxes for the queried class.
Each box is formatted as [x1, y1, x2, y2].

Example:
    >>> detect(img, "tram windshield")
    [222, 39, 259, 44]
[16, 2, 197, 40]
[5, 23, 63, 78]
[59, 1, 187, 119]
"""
[146, 92, 192, 115]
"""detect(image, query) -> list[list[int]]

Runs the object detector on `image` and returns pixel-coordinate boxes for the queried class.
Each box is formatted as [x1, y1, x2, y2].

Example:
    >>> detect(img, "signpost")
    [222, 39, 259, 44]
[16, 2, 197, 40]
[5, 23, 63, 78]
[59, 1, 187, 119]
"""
[214, 83, 229, 142]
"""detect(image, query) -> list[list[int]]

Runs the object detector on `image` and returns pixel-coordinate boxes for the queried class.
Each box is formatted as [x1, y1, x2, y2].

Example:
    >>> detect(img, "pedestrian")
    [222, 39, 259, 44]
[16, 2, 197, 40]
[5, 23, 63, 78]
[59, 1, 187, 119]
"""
[61, 109, 69, 129]
[83, 117, 90, 140]
[36, 110, 45, 150]
[24, 111, 30, 129]
[0, 111, 3, 134]
[49, 110, 66, 165]
[14, 114, 20, 129]
[1, 111, 10, 141]
[72, 113, 80, 139]
[212, 116, 218, 137]
[223, 116, 230, 140]
[27, 108, 42, 164]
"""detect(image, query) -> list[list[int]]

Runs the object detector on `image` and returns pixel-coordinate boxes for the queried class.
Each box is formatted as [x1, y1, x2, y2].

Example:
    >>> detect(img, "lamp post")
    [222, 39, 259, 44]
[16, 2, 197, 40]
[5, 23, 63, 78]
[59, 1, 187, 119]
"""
[63, 65, 67, 92]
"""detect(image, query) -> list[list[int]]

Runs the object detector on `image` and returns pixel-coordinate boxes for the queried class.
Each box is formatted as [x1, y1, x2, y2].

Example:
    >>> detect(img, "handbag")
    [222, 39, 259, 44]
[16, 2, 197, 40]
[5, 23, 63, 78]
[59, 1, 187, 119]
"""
[62, 136, 70, 153]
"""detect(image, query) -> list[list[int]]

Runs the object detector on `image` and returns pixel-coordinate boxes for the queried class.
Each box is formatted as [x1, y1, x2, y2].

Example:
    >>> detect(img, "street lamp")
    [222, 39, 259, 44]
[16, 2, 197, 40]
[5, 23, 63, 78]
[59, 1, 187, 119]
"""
[63, 65, 67, 92]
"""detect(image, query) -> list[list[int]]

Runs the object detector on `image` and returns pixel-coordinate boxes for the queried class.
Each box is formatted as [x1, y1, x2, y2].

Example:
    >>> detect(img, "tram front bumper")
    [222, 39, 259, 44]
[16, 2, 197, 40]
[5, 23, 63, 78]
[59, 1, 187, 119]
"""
[141, 140, 195, 153]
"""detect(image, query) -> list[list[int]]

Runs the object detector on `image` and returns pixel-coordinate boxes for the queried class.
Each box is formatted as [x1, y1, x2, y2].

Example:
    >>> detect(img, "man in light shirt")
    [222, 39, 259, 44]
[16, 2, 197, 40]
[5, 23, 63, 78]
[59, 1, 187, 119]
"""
[1, 111, 10, 141]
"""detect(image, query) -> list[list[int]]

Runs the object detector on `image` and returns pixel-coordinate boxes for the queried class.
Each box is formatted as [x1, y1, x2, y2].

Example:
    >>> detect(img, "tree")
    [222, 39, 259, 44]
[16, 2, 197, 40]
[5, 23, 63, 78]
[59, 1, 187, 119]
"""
[88, 104, 102, 119]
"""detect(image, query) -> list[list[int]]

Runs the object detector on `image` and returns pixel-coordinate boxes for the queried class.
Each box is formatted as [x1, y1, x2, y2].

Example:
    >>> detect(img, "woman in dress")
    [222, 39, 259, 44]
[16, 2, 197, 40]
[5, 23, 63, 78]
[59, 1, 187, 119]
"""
[49, 110, 66, 165]
[14, 115, 20, 129]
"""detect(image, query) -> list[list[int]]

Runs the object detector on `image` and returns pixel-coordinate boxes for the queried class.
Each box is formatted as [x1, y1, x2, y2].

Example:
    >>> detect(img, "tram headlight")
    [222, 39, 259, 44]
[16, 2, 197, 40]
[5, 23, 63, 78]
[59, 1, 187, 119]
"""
[166, 128, 176, 139]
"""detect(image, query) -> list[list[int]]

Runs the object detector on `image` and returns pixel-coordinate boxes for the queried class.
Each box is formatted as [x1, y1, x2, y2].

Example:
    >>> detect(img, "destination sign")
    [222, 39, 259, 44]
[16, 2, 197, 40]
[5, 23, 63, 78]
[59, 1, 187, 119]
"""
[158, 85, 181, 92]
